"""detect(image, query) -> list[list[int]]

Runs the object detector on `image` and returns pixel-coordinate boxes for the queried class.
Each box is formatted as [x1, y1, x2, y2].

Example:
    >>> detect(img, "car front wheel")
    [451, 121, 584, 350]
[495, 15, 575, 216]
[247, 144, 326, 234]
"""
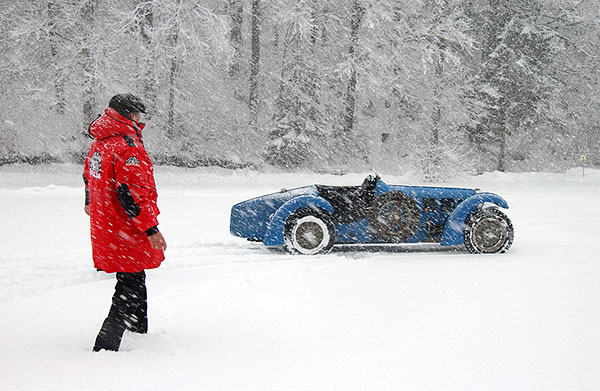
[464, 208, 514, 254]
[284, 210, 335, 255]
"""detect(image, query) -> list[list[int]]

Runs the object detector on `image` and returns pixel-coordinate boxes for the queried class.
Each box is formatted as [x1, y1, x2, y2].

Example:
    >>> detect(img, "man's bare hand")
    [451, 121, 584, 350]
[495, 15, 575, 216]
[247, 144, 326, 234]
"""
[84, 205, 90, 216]
[148, 231, 167, 251]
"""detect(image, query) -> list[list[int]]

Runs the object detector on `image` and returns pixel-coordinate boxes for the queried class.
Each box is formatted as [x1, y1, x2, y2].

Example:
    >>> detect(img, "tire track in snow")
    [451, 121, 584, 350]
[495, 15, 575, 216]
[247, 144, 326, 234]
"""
[0, 238, 463, 304]
[0, 240, 296, 304]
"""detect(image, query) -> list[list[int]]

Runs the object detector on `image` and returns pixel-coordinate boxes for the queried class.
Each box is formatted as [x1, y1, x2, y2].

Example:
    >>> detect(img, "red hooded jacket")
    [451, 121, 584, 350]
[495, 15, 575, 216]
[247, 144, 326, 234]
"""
[84, 108, 164, 273]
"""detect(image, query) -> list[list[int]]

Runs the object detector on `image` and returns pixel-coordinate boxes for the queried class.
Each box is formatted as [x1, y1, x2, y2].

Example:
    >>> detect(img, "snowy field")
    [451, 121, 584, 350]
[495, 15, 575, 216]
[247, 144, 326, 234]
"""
[1, 163, 600, 391]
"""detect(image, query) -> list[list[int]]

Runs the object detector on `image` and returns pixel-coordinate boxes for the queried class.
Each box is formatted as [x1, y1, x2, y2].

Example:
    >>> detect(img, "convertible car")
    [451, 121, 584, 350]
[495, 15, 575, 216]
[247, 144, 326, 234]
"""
[230, 175, 514, 255]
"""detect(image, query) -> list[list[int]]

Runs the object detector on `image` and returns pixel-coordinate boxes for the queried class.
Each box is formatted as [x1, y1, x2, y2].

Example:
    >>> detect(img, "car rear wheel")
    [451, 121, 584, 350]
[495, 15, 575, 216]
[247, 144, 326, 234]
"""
[284, 210, 335, 255]
[464, 208, 514, 254]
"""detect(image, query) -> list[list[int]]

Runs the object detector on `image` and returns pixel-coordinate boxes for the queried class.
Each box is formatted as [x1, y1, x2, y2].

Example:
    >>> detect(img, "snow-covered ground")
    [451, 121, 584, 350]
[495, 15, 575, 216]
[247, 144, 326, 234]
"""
[1, 164, 599, 391]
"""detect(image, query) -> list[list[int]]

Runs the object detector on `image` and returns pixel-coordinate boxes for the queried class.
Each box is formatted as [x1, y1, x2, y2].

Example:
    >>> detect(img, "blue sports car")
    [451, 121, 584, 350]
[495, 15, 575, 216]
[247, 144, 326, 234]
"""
[230, 175, 514, 255]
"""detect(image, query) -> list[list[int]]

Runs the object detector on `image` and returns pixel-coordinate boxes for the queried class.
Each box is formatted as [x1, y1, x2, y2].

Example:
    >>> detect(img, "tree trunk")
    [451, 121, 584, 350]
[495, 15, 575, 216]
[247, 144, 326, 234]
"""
[431, 47, 444, 146]
[136, 0, 156, 117]
[342, 0, 364, 134]
[47, 0, 66, 115]
[497, 102, 507, 172]
[228, 0, 243, 79]
[166, 0, 181, 139]
[425, 48, 444, 181]
[498, 123, 506, 172]
[167, 57, 179, 139]
[249, 0, 261, 128]
[80, 0, 97, 129]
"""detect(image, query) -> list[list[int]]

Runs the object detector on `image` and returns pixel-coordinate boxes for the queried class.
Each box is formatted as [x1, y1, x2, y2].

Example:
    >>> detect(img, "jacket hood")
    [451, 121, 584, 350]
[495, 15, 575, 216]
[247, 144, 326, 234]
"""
[89, 107, 146, 140]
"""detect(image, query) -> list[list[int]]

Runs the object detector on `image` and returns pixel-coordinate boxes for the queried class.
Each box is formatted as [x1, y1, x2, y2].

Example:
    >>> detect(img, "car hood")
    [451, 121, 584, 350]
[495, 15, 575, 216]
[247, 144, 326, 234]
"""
[230, 186, 318, 240]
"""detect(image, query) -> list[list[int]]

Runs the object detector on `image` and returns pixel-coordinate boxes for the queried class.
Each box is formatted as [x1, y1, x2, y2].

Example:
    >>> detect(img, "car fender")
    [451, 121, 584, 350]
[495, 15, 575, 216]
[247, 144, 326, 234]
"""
[263, 195, 335, 246]
[375, 179, 392, 195]
[441, 192, 509, 246]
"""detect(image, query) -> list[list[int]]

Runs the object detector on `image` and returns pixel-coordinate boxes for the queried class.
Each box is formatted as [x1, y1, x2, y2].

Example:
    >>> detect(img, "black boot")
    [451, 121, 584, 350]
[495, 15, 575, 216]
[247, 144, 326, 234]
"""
[93, 316, 126, 352]
[125, 310, 148, 334]
[93, 271, 147, 351]
[126, 283, 148, 334]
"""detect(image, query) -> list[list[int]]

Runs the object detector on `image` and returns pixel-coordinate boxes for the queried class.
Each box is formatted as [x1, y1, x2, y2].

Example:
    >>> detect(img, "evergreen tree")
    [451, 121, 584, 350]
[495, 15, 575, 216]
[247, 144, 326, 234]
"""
[266, 0, 325, 168]
[413, 0, 477, 180]
[468, 0, 555, 172]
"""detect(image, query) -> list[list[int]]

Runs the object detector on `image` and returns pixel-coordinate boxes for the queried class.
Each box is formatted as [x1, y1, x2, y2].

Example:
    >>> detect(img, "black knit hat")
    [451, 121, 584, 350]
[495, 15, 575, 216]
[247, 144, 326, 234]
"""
[109, 93, 147, 117]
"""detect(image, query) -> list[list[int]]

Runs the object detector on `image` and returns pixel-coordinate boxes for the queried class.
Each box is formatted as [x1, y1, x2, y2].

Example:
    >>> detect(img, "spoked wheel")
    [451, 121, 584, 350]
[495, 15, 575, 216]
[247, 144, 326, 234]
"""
[368, 191, 420, 243]
[464, 208, 514, 254]
[284, 210, 335, 255]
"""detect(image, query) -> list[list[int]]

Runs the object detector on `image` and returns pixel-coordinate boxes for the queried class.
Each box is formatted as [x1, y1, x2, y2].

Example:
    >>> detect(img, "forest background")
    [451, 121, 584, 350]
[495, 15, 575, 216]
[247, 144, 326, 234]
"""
[0, 0, 598, 180]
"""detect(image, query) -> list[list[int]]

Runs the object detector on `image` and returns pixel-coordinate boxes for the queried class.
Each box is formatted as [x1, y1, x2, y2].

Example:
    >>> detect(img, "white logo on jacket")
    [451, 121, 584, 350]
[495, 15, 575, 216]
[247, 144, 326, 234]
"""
[126, 156, 140, 166]
[90, 151, 101, 178]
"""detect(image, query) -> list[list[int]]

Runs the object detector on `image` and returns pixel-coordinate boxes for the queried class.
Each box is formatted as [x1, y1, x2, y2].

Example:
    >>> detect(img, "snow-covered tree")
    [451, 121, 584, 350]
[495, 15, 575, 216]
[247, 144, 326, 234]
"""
[406, 0, 477, 180]
[467, 0, 558, 172]
[265, 0, 326, 168]
[79, 0, 100, 130]
[540, 0, 600, 170]
[1, 0, 600, 174]
[342, 0, 476, 178]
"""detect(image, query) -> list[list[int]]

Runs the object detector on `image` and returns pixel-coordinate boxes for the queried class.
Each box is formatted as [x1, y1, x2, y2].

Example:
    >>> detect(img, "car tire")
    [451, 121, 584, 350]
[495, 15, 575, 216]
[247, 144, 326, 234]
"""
[368, 191, 420, 243]
[284, 210, 335, 255]
[463, 208, 514, 254]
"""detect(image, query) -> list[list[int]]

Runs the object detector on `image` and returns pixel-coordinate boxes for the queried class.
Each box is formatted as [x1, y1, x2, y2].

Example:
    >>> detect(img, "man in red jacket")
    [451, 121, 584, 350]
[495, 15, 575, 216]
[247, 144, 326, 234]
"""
[84, 93, 166, 352]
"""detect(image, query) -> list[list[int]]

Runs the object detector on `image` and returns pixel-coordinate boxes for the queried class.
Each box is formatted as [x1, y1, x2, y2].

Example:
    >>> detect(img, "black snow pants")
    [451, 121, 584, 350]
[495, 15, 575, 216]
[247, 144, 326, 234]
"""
[93, 271, 148, 352]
